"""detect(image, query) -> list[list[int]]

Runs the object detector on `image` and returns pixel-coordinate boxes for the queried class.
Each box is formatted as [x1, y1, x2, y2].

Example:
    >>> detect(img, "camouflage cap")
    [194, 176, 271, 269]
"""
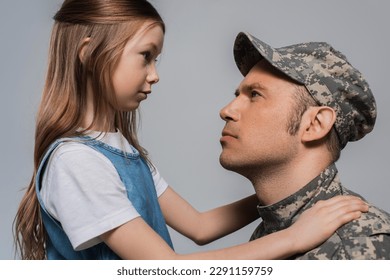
[234, 32, 377, 149]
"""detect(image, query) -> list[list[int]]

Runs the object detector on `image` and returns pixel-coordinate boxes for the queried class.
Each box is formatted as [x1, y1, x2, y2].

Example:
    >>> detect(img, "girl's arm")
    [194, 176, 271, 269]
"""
[159, 187, 260, 245]
[101, 192, 368, 259]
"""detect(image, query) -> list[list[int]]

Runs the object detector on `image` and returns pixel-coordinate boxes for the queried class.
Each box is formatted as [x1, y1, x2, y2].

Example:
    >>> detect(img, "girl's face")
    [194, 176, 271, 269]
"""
[112, 21, 164, 111]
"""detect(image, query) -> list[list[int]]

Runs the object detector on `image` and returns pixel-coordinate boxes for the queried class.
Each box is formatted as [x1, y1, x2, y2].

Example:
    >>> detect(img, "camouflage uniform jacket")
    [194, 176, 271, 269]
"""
[250, 164, 390, 259]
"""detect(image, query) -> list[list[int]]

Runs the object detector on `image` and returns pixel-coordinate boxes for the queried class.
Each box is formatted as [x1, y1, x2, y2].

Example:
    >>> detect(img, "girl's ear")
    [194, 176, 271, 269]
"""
[300, 106, 336, 143]
[78, 37, 91, 64]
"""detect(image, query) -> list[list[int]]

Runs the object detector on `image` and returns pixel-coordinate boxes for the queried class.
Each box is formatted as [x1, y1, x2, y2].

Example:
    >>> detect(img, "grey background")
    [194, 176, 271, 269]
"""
[1, 0, 389, 259]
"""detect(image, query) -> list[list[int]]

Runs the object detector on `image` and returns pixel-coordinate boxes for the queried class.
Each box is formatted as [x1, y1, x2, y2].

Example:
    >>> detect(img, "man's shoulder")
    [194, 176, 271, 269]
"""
[298, 182, 390, 259]
[333, 204, 390, 259]
[336, 183, 390, 233]
[337, 203, 390, 236]
[297, 206, 390, 259]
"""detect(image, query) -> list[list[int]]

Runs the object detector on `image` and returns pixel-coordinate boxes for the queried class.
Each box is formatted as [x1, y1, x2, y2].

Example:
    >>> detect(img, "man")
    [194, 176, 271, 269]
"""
[219, 32, 390, 259]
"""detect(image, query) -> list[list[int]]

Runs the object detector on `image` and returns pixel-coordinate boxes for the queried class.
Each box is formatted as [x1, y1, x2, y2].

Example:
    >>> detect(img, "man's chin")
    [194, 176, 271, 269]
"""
[219, 155, 255, 180]
[219, 155, 239, 172]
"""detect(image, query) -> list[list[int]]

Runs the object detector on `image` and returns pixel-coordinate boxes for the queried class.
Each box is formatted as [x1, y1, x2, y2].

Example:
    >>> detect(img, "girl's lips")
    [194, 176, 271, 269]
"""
[138, 91, 151, 100]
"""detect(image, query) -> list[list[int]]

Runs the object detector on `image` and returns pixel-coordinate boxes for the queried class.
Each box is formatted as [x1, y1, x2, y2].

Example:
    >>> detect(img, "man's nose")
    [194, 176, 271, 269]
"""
[220, 100, 239, 122]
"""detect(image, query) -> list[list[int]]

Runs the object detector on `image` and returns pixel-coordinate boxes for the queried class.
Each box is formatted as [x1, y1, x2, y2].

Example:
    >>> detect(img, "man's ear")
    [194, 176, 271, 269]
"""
[300, 106, 336, 143]
[78, 37, 91, 64]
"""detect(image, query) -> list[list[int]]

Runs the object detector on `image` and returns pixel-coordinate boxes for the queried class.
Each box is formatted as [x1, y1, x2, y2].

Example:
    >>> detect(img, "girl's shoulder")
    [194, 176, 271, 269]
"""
[48, 129, 131, 159]
[48, 138, 110, 165]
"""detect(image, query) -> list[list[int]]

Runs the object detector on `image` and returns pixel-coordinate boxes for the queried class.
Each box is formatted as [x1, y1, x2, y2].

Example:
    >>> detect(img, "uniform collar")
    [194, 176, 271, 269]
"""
[256, 164, 339, 232]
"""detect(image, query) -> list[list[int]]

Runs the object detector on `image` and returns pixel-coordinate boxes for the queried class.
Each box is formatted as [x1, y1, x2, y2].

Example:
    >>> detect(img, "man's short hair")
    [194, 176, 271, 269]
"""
[287, 84, 341, 162]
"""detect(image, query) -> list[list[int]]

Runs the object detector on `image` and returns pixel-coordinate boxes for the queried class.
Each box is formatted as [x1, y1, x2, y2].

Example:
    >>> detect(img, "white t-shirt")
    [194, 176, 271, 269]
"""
[40, 131, 168, 250]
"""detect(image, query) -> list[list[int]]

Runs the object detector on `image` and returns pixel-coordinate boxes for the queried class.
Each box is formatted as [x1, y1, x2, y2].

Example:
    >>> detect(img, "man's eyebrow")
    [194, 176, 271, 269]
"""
[235, 82, 267, 96]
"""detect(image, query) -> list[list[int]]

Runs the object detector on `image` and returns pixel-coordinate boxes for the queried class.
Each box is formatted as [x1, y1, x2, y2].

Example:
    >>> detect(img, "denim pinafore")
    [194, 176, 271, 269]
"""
[35, 137, 174, 259]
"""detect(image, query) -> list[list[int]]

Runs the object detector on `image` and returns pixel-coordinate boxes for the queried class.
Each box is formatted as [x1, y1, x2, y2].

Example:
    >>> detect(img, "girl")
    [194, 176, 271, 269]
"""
[14, 0, 367, 260]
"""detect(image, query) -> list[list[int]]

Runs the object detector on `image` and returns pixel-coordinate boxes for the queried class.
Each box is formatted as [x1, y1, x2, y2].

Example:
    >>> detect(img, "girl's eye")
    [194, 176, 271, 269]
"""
[142, 51, 152, 62]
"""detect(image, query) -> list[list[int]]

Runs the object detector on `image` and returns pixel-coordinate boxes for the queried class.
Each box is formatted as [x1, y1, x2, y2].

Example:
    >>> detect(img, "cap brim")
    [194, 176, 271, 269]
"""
[233, 32, 276, 76]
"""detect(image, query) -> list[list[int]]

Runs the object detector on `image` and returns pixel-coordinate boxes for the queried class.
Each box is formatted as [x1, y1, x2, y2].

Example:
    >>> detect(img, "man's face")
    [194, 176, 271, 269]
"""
[219, 60, 301, 177]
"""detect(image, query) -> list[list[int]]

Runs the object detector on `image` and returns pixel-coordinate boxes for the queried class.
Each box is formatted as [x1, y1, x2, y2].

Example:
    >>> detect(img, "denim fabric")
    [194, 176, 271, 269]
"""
[36, 137, 173, 259]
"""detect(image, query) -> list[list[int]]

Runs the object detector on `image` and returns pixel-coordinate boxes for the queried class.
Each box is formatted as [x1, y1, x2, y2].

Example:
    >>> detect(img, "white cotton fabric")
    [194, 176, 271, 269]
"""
[40, 130, 168, 250]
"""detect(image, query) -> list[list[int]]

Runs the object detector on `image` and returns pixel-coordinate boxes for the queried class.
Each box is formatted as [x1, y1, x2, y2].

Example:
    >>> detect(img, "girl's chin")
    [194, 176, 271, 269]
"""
[117, 103, 141, 112]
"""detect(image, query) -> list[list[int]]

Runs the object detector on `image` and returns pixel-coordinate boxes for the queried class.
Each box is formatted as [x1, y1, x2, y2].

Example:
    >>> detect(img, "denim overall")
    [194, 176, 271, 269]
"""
[35, 137, 174, 259]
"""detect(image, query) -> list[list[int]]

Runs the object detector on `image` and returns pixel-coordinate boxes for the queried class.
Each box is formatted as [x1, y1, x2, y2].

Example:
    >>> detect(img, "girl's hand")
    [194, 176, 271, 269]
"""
[287, 195, 369, 254]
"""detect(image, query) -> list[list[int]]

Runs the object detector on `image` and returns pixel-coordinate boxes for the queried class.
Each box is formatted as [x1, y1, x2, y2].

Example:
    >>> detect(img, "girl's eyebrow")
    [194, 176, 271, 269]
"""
[141, 42, 159, 52]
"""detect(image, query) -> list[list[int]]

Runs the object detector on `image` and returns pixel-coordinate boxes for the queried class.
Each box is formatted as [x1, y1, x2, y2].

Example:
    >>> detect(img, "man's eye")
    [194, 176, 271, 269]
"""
[251, 91, 261, 98]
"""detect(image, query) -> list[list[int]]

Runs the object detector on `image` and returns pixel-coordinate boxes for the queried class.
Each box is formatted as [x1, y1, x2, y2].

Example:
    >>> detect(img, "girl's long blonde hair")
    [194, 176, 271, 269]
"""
[14, 0, 165, 259]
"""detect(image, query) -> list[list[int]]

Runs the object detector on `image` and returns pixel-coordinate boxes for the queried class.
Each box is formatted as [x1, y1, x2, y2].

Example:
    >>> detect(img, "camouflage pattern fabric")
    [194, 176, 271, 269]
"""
[234, 32, 376, 149]
[250, 164, 390, 259]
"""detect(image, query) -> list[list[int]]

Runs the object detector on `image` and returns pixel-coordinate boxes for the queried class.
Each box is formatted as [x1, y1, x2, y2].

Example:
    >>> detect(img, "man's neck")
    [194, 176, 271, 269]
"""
[250, 155, 332, 206]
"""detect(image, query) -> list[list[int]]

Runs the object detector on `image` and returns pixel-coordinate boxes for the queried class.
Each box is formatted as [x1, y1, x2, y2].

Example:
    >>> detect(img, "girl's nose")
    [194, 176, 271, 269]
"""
[146, 63, 159, 84]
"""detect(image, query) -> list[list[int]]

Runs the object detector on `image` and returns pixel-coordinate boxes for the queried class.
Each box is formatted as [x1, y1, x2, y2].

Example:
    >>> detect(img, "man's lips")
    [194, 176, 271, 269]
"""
[220, 130, 238, 142]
